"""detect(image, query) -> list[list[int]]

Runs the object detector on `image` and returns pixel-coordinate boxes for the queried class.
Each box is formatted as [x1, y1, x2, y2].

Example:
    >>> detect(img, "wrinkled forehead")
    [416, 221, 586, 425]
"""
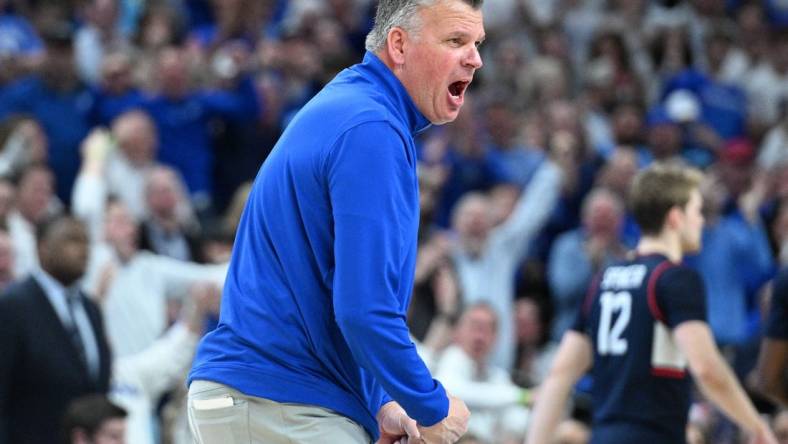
[417, 0, 485, 34]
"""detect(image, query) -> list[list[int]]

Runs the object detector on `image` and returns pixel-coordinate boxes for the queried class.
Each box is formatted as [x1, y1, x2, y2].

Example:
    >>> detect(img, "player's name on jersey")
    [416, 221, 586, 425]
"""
[600, 264, 647, 290]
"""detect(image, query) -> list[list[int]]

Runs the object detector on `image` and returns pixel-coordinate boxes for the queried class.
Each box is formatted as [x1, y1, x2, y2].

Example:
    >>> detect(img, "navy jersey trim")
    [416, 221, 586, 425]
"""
[646, 260, 687, 379]
[646, 261, 672, 323]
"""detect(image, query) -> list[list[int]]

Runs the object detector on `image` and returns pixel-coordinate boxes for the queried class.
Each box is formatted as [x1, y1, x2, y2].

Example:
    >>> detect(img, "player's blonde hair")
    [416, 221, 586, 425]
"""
[629, 162, 703, 235]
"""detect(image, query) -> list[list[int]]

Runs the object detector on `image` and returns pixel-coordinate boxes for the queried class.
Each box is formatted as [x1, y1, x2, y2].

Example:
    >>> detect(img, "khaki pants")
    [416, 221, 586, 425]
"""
[187, 380, 371, 444]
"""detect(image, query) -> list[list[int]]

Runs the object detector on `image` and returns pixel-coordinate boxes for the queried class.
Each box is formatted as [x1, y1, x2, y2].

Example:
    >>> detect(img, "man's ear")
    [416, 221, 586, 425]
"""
[665, 206, 682, 230]
[385, 27, 407, 66]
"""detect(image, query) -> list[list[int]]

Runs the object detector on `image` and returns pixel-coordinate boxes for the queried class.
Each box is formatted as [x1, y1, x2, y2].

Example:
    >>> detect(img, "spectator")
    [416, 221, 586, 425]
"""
[0, 215, 112, 444]
[74, 0, 128, 86]
[512, 297, 554, 387]
[548, 188, 627, 342]
[91, 51, 144, 126]
[7, 163, 60, 276]
[690, 166, 773, 350]
[451, 158, 561, 369]
[483, 97, 543, 188]
[71, 111, 158, 234]
[758, 101, 788, 170]
[62, 394, 126, 444]
[744, 31, 788, 130]
[0, 0, 44, 84]
[425, 96, 510, 227]
[109, 281, 220, 444]
[143, 46, 259, 207]
[0, 115, 48, 178]
[140, 165, 202, 261]
[433, 303, 530, 443]
[82, 200, 226, 357]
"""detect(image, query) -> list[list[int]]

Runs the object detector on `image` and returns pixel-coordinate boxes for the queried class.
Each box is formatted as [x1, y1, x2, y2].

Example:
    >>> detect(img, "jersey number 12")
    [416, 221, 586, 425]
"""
[597, 291, 631, 355]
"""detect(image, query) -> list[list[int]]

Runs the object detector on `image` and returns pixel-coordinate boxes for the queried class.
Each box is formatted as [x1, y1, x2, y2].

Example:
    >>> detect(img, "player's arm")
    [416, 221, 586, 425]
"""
[526, 331, 592, 444]
[659, 266, 775, 443]
[674, 322, 772, 440]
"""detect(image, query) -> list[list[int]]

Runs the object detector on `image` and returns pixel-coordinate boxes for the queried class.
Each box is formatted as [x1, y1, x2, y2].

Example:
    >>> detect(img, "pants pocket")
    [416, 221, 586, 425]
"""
[189, 397, 251, 444]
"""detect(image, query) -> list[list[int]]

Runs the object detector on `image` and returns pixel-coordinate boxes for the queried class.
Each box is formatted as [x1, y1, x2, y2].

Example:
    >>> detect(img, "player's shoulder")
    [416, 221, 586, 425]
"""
[652, 261, 706, 309]
[657, 262, 701, 284]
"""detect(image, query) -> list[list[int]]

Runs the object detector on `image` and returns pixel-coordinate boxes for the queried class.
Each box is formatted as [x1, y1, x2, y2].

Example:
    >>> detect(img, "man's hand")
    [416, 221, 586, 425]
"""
[376, 401, 420, 444]
[418, 395, 470, 444]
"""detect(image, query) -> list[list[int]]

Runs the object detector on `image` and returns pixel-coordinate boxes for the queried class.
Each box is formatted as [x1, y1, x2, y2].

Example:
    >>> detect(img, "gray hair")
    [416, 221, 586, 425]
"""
[365, 0, 483, 54]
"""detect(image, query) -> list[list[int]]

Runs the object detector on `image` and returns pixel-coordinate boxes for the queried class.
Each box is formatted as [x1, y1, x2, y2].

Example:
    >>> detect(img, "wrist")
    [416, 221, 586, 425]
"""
[376, 401, 402, 422]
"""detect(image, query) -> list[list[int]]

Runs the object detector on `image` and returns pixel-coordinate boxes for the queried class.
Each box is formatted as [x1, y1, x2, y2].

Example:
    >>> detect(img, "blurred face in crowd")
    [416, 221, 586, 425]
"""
[647, 122, 682, 159]
[453, 193, 492, 242]
[17, 165, 53, 224]
[454, 305, 497, 364]
[112, 111, 157, 166]
[600, 149, 638, 197]
[547, 101, 581, 135]
[39, 218, 89, 287]
[72, 418, 126, 444]
[485, 103, 518, 147]
[89, 0, 119, 32]
[43, 43, 77, 90]
[100, 53, 134, 95]
[156, 48, 189, 98]
[212, 0, 245, 30]
[139, 7, 177, 49]
[719, 159, 753, 198]
[612, 104, 643, 145]
[145, 168, 181, 220]
[104, 202, 139, 261]
[392, 0, 484, 124]
[582, 191, 623, 239]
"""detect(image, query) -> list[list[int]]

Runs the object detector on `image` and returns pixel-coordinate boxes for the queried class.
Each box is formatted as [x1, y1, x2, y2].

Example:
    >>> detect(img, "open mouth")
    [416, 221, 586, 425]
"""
[449, 80, 470, 98]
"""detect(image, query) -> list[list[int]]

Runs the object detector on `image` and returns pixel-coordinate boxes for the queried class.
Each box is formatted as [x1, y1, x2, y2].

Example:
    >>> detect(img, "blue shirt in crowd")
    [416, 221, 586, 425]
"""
[0, 13, 43, 56]
[189, 52, 449, 440]
[0, 76, 93, 202]
[685, 212, 774, 344]
[143, 75, 259, 198]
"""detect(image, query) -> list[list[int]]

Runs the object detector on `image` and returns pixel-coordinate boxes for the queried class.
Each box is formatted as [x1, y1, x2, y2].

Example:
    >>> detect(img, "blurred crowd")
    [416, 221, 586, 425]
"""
[1, 0, 788, 443]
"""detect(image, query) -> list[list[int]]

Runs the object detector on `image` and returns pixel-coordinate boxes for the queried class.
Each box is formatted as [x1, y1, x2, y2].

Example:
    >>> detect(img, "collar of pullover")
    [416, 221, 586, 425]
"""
[355, 51, 431, 135]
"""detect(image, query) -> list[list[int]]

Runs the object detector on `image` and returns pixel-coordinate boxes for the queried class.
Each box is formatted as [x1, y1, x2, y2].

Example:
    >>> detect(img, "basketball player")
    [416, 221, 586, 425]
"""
[527, 164, 776, 444]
